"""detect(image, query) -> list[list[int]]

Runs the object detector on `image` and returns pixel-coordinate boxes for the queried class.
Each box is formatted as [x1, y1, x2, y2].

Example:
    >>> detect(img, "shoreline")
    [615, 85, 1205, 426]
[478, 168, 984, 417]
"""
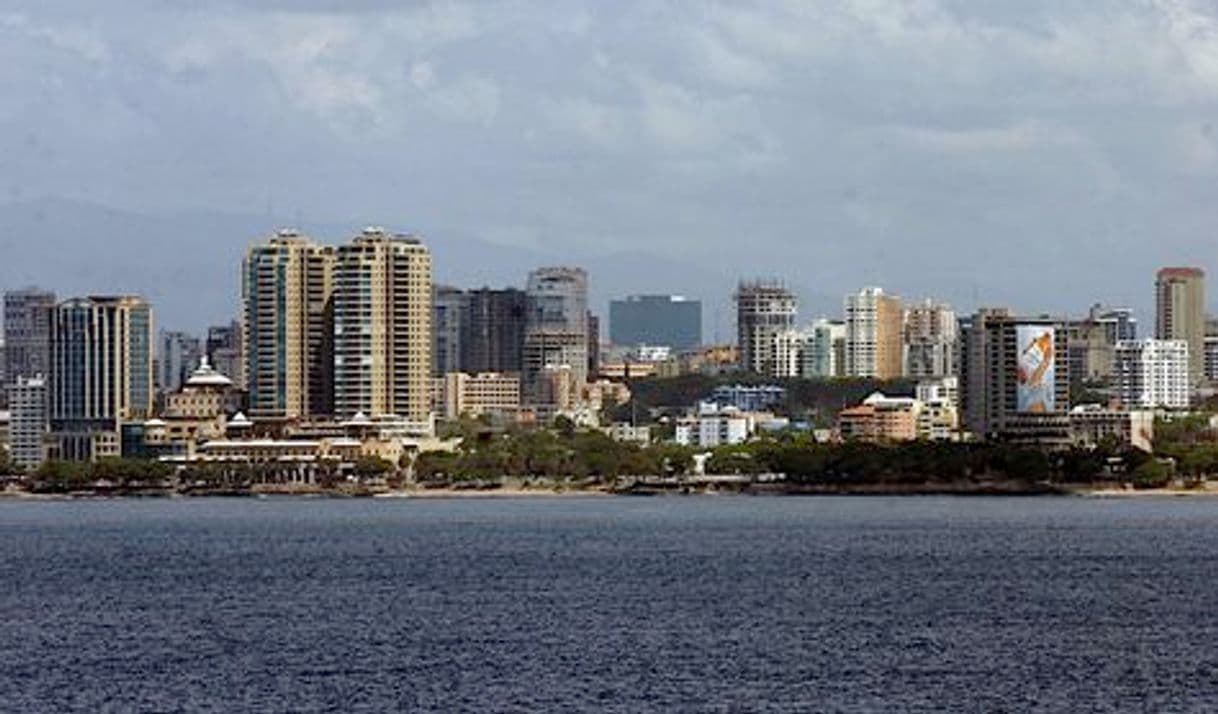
[7, 482, 1218, 499]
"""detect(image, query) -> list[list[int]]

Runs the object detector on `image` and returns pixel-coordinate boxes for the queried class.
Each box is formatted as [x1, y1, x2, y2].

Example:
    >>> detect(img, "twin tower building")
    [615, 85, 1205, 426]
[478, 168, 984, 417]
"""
[243, 228, 592, 427]
[243, 228, 432, 426]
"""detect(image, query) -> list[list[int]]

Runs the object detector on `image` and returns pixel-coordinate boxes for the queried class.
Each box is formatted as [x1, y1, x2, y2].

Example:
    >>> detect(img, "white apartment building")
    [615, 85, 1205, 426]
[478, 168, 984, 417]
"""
[1113, 339, 1190, 409]
[7, 375, 47, 471]
[674, 402, 765, 447]
[844, 287, 904, 379]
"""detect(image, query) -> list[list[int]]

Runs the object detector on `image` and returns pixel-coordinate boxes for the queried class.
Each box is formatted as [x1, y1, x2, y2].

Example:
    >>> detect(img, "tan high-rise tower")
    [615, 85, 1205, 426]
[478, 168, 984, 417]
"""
[845, 287, 904, 379]
[333, 228, 433, 422]
[242, 230, 335, 420]
[1155, 267, 1206, 384]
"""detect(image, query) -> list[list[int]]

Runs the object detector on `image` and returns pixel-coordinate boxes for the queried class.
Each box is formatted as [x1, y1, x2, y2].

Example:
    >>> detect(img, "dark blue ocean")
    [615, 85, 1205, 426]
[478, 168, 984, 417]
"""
[2, 496, 1218, 712]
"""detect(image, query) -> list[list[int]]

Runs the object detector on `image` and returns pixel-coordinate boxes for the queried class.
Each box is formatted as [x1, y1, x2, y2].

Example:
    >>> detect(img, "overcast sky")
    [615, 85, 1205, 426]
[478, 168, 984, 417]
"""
[3, 0, 1218, 324]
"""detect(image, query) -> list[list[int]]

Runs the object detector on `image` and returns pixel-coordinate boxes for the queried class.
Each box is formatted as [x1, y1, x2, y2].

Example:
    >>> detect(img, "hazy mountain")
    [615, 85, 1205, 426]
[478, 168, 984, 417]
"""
[0, 197, 801, 340]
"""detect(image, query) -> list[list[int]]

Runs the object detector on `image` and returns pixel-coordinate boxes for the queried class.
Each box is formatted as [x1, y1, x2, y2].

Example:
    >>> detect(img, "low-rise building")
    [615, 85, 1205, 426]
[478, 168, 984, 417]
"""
[605, 423, 651, 445]
[711, 384, 786, 412]
[597, 361, 659, 380]
[838, 391, 958, 442]
[838, 393, 919, 442]
[438, 372, 521, 420]
[674, 402, 778, 448]
[583, 379, 631, 415]
[1068, 405, 1154, 452]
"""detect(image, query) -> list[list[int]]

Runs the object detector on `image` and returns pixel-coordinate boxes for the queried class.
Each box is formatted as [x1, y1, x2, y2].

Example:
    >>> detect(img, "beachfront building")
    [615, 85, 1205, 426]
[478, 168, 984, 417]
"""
[1068, 405, 1154, 452]
[958, 308, 1072, 444]
[243, 231, 335, 420]
[48, 296, 155, 461]
[333, 229, 433, 426]
[674, 402, 773, 448]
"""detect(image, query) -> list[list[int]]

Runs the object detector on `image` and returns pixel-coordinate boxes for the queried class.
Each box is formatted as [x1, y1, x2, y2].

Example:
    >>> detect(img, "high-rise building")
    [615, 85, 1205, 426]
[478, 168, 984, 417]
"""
[206, 320, 245, 390]
[333, 228, 433, 422]
[1113, 339, 1190, 409]
[800, 319, 846, 378]
[523, 268, 589, 402]
[844, 287, 904, 379]
[48, 296, 154, 461]
[7, 374, 47, 471]
[958, 308, 1071, 443]
[158, 330, 202, 395]
[587, 312, 601, 376]
[770, 329, 809, 379]
[463, 288, 528, 374]
[433, 286, 468, 377]
[903, 298, 956, 378]
[609, 295, 702, 350]
[242, 230, 335, 420]
[1155, 267, 1205, 384]
[3, 287, 56, 386]
[1066, 304, 1138, 385]
[735, 281, 797, 376]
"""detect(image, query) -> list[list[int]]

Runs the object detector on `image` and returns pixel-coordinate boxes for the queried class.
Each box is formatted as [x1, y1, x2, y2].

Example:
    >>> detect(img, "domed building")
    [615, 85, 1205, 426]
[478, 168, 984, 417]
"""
[143, 357, 240, 458]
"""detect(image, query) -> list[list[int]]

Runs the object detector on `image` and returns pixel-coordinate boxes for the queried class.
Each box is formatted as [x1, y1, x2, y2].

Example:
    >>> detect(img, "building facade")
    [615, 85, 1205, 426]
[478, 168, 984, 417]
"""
[333, 229, 433, 423]
[904, 298, 956, 378]
[243, 231, 335, 420]
[958, 309, 1071, 443]
[7, 375, 47, 470]
[463, 288, 527, 374]
[735, 281, 797, 377]
[158, 330, 202, 395]
[438, 372, 521, 420]
[523, 268, 589, 402]
[800, 319, 846, 378]
[1113, 339, 1190, 409]
[609, 294, 702, 350]
[3, 287, 55, 386]
[1067, 304, 1139, 385]
[1155, 267, 1205, 384]
[844, 287, 904, 379]
[433, 286, 468, 377]
[206, 320, 245, 390]
[49, 296, 154, 461]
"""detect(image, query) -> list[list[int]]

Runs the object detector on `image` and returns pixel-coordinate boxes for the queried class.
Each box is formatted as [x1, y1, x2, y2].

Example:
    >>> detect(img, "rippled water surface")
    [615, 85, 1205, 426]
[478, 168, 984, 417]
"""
[3, 496, 1218, 712]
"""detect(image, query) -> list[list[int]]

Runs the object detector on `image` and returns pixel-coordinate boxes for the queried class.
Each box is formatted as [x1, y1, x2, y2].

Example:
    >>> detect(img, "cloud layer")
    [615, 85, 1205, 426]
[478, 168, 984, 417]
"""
[3, 0, 1218, 325]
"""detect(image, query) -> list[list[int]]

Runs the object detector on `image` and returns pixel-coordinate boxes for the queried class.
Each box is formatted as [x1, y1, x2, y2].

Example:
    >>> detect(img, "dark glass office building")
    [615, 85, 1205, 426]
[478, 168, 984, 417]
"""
[609, 294, 702, 350]
[463, 288, 528, 374]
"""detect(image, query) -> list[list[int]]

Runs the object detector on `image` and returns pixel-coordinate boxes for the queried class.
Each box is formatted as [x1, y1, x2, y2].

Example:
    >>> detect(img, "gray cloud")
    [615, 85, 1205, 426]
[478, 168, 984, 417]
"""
[2, 0, 1218, 331]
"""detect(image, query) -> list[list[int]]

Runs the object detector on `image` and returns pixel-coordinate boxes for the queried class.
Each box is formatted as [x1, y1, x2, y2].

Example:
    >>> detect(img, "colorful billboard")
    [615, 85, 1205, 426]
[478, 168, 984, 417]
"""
[1016, 325, 1056, 413]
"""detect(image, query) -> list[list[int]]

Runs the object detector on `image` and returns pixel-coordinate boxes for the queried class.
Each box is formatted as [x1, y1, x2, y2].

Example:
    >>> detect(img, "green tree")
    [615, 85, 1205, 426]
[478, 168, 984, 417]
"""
[32, 460, 90, 492]
[1132, 459, 1171, 489]
[353, 456, 394, 481]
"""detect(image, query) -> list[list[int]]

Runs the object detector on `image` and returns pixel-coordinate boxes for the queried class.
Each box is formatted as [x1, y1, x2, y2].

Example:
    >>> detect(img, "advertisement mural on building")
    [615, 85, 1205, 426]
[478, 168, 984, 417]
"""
[1017, 325, 1056, 413]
